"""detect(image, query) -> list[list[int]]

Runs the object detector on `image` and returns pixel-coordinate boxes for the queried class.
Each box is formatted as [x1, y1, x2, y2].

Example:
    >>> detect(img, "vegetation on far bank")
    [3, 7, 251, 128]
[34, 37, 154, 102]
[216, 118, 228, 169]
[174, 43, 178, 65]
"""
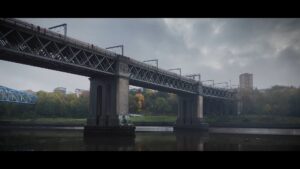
[0, 85, 300, 127]
[0, 117, 86, 125]
[239, 85, 300, 117]
[2, 114, 300, 128]
[0, 115, 177, 125]
[129, 115, 176, 123]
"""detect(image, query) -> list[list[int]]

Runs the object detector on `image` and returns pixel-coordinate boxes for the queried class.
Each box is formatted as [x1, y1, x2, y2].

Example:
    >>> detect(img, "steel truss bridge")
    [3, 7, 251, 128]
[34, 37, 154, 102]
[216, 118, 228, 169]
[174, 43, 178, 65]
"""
[0, 85, 37, 104]
[0, 18, 236, 100]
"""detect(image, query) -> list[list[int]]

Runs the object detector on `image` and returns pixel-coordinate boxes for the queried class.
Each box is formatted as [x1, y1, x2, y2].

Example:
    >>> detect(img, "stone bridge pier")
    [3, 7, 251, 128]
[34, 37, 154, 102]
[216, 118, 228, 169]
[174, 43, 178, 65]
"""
[84, 55, 135, 137]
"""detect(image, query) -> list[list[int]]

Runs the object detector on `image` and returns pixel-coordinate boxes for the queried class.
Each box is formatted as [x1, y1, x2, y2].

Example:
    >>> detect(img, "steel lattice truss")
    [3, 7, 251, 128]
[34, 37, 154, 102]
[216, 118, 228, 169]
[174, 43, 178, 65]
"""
[0, 86, 37, 104]
[128, 60, 198, 94]
[0, 18, 236, 100]
[0, 18, 117, 76]
[202, 85, 235, 99]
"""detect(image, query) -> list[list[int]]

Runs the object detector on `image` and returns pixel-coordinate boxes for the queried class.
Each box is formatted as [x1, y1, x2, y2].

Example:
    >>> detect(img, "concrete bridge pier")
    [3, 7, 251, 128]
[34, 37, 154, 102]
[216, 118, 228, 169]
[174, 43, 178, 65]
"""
[84, 56, 135, 137]
[174, 94, 209, 131]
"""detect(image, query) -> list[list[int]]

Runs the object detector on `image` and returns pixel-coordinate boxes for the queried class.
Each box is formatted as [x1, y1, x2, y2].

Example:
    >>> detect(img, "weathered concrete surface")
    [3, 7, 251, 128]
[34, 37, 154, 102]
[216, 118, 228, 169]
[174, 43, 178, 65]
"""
[87, 76, 119, 127]
[116, 77, 129, 116]
[84, 56, 134, 137]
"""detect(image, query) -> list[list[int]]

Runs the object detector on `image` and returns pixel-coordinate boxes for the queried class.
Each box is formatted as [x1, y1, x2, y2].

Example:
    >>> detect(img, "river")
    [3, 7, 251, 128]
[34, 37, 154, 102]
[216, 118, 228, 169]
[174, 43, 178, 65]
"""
[1, 126, 300, 151]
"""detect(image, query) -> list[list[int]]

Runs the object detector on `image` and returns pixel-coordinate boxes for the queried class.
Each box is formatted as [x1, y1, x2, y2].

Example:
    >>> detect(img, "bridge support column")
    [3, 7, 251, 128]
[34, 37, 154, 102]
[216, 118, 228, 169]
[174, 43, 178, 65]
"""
[175, 95, 208, 131]
[84, 55, 135, 137]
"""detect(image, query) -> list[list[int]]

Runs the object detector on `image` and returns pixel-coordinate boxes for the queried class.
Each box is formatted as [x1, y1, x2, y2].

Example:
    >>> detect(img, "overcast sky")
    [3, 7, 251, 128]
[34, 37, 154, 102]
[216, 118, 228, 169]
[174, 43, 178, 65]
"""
[0, 18, 300, 92]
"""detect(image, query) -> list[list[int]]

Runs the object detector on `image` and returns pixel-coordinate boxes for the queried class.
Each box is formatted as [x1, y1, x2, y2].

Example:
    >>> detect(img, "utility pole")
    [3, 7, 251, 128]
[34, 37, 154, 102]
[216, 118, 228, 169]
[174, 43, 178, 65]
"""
[143, 59, 158, 69]
[185, 74, 201, 81]
[201, 80, 214, 86]
[214, 82, 229, 88]
[106, 45, 124, 56]
[168, 68, 181, 76]
[49, 23, 67, 37]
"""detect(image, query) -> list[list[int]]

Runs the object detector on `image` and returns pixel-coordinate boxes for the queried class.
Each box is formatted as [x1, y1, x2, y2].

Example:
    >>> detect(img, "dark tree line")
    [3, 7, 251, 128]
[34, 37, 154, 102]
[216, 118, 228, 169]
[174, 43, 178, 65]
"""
[1, 85, 300, 119]
[240, 85, 300, 116]
[129, 89, 178, 115]
[0, 88, 178, 119]
[0, 91, 89, 118]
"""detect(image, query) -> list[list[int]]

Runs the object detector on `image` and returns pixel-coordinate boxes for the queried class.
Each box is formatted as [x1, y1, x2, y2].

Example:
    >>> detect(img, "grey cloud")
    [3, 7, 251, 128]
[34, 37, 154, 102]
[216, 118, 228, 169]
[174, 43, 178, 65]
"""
[1, 18, 300, 92]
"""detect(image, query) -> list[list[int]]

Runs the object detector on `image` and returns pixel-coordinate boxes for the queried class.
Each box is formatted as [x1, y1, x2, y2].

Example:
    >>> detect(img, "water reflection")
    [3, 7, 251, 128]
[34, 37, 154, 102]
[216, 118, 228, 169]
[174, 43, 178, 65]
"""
[175, 131, 209, 151]
[1, 127, 300, 151]
[84, 135, 135, 151]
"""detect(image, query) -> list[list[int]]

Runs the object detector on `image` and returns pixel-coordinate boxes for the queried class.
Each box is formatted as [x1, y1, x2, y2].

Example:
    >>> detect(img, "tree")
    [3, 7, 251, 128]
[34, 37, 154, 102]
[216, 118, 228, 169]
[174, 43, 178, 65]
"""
[289, 88, 300, 116]
[129, 94, 138, 113]
[154, 97, 171, 115]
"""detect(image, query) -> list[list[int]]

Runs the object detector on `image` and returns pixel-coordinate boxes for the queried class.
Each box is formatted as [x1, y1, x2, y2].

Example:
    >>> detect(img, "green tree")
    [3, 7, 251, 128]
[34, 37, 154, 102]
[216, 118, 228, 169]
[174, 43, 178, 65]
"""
[289, 88, 300, 116]
[154, 97, 171, 115]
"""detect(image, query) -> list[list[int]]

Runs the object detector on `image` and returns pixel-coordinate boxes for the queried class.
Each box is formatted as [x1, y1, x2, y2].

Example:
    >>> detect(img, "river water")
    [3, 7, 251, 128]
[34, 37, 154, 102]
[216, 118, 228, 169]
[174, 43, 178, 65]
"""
[1, 126, 300, 151]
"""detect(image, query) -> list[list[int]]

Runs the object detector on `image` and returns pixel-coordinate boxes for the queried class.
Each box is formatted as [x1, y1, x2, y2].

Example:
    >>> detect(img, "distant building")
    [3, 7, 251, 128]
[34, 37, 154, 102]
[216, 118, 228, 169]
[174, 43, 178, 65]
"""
[239, 73, 253, 91]
[237, 73, 254, 115]
[53, 87, 66, 95]
[75, 88, 89, 97]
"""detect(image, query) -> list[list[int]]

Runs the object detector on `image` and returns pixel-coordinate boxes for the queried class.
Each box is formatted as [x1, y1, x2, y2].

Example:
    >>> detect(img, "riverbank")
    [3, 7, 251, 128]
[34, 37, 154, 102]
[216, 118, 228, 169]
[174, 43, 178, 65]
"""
[0, 118, 86, 127]
[0, 115, 176, 126]
[205, 115, 300, 129]
[1, 125, 300, 136]
[2, 127, 300, 151]
[1, 115, 300, 129]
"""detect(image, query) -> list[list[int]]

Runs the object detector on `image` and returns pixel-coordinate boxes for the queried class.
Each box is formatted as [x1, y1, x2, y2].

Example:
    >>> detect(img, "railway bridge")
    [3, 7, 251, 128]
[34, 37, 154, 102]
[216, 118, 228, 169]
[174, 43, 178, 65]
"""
[0, 18, 238, 136]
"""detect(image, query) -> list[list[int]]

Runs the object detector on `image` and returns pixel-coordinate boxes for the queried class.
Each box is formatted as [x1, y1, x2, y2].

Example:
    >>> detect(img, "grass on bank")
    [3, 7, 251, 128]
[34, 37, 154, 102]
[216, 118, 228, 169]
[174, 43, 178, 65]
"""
[129, 115, 177, 123]
[0, 117, 87, 125]
[204, 114, 300, 126]
[0, 115, 177, 125]
[2, 114, 300, 127]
